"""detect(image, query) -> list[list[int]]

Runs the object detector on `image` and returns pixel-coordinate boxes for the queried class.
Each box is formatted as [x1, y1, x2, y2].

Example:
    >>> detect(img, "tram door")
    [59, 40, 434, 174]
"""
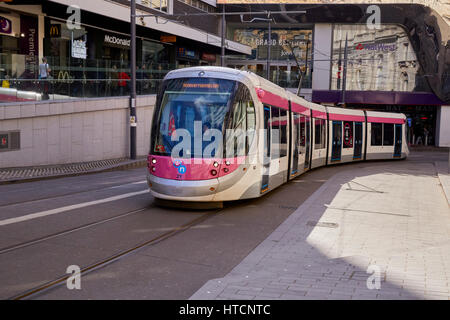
[394, 124, 403, 157]
[261, 106, 271, 193]
[354, 122, 363, 160]
[331, 121, 342, 161]
[304, 117, 311, 169]
[291, 114, 299, 177]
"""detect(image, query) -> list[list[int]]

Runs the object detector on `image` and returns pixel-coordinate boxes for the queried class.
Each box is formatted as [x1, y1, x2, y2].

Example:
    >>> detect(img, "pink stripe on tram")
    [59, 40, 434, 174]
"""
[367, 116, 405, 124]
[328, 113, 366, 122]
[255, 88, 289, 110]
[312, 110, 327, 119]
[291, 102, 309, 115]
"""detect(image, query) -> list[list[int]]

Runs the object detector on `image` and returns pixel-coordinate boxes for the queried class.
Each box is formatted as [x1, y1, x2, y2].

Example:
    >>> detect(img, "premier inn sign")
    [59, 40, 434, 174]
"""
[104, 34, 131, 48]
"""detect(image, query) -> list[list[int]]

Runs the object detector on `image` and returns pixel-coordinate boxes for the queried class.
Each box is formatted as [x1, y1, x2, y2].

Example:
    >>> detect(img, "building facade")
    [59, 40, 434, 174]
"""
[0, 0, 250, 99]
[221, 2, 450, 147]
[0, 0, 449, 146]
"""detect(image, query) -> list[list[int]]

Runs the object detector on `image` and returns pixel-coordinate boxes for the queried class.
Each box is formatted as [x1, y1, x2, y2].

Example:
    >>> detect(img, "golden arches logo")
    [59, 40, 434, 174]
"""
[49, 25, 60, 37]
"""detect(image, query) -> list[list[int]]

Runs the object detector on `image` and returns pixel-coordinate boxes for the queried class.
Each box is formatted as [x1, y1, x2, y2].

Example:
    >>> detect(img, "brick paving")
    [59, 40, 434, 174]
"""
[191, 160, 450, 300]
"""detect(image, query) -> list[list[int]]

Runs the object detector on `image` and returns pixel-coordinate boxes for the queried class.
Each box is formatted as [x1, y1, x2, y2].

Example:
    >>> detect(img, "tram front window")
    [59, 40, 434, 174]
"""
[152, 78, 236, 158]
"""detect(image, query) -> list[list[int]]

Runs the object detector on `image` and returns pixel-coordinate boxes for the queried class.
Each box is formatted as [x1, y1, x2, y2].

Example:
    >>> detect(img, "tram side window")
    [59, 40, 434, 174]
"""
[224, 85, 256, 157]
[293, 113, 301, 153]
[300, 115, 306, 148]
[383, 123, 394, 146]
[371, 123, 383, 146]
[314, 118, 326, 149]
[271, 107, 281, 159]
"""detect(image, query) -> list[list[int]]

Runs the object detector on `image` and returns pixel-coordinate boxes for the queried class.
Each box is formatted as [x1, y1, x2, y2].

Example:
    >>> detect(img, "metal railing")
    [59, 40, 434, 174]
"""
[0, 78, 162, 102]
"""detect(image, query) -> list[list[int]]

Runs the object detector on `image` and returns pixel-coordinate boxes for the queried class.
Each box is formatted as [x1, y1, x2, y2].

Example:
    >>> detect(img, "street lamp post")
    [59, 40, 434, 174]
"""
[341, 33, 348, 107]
[267, 20, 271, 80]
[221, 5, 226, 67]
[130, 0, 137, 160]
[240, 16, 274, 81]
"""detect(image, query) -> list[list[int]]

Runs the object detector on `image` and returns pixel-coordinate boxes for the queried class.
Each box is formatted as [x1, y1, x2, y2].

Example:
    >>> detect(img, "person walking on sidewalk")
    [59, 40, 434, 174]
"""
[39, 57, 51, 100]
[118, 69, 130, 96]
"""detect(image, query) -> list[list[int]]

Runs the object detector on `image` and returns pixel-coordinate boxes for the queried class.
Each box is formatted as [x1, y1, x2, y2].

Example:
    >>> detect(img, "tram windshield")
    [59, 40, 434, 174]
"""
[152, 77, 236, 158]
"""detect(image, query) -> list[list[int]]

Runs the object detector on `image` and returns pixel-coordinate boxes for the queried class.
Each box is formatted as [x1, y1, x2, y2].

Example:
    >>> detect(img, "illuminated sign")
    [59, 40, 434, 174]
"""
[201, 53, 216, 62]
[177, 47, 198, 59]
[0, 16, 12, 35]
[183, 83, 219, 89]
[356, 43, 397, 51]
[72, 39, 87, 59]
[160, 35, 176, 43]
[104, 34, 131, 48]
[49, 24, 61, 37]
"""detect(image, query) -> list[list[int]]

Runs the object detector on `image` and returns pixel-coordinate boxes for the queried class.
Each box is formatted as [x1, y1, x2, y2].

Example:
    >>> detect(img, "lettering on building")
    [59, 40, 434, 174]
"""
[104, 34, 131, 47]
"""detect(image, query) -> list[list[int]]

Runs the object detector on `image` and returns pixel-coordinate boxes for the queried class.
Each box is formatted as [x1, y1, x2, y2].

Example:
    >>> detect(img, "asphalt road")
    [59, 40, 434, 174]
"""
[0, 150, 447, 300]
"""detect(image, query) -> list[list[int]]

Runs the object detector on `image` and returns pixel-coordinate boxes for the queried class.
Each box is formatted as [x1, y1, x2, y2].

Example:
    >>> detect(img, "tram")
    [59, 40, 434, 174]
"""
[147, 67, 408, 205]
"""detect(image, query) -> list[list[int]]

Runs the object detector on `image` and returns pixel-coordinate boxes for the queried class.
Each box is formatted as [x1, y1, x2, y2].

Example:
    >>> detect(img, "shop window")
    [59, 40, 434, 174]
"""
[141, 0, 168, 12]
[178, 0, 215, 13]
[371, 123, 383, 146]
[383, 123, 394, 146]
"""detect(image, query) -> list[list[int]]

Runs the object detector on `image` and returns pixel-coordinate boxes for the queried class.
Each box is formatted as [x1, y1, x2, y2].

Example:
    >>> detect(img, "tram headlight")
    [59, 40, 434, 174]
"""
[213, 161, 219, 168]
[152, 158, 157, 164]
[151, 166, 156, 172]
[210, 169, 218, 176]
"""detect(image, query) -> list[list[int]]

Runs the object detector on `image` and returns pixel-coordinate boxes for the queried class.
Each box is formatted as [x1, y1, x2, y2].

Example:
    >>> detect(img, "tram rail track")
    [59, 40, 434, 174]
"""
[8, 208, 222, 300]
[0, 180, 148, 209]
[0, 207, 149, 255]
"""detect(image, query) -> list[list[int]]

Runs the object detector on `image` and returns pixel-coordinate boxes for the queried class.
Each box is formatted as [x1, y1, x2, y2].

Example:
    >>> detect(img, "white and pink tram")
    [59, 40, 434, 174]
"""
[147, 67, 408, 205]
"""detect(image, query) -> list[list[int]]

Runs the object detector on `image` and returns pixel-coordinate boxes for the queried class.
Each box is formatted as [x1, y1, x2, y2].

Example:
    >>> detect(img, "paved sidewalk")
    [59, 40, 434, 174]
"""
[0, 157, 147, 184]
[191, 161, 450, 300]
[436, 161, 450, 206]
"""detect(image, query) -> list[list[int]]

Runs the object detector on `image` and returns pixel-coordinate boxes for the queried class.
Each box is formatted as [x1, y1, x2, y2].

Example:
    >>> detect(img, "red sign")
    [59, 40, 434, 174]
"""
[1, 137, 7, 146]
[201, 53, 216, 62]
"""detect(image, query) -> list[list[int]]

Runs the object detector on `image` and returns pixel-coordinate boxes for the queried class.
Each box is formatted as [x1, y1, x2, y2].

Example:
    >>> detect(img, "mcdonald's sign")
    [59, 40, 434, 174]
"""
[49, 24, 61, 38]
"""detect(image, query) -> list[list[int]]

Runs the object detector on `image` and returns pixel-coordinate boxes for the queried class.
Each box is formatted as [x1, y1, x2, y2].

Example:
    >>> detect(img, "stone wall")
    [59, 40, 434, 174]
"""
[0, 96, 156, 168]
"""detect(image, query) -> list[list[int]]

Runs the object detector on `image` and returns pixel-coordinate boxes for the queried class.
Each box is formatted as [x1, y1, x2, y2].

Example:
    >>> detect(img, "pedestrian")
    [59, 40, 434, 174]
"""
[110, 65, 118, 96]
[2, 73, 10, 88]
[424, 127, 429, 146]
[73, 63, 84, 97]
[39, 57, 51, 100]
[118, 68, 130, 96]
